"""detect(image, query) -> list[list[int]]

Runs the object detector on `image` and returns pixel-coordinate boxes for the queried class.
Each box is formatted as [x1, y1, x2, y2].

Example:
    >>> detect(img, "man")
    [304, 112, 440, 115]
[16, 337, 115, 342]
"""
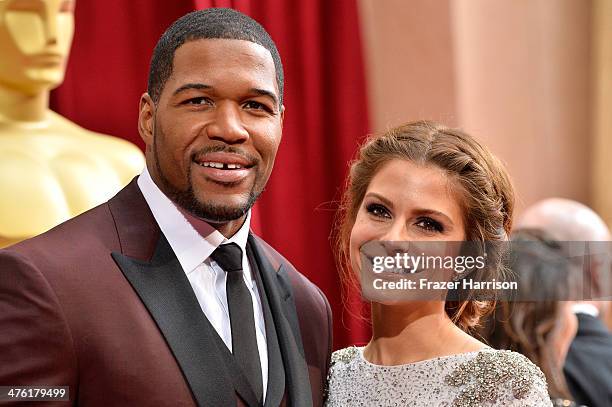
[0, 8, 332, 407]
[519, 198, 612, 407]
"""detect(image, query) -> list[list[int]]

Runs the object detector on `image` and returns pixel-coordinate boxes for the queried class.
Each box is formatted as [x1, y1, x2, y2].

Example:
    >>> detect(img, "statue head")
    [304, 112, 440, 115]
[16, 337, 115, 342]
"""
[0, 0, 75, 95]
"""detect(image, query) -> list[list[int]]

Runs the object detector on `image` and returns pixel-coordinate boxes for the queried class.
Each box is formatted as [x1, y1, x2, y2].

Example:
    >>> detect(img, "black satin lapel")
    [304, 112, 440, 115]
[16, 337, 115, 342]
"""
[247, 245, 285, 407]
[275, 266, 305, 352]
[112, 234, 259, 407]
[247, 236, 313, 407]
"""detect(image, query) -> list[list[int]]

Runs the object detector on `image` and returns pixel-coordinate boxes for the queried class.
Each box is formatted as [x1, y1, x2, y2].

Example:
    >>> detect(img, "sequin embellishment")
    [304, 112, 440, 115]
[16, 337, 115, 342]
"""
[445, 350, 546, 407]
[331, 346, 359, 364]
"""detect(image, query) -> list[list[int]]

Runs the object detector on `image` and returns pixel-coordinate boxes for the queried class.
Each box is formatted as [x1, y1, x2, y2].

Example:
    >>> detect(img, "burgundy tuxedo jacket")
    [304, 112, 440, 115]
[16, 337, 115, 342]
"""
[0, 180, 332, 406]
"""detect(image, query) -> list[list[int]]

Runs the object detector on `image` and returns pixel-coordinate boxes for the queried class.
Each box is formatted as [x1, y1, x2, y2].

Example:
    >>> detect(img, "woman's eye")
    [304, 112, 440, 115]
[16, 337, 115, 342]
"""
[415, 217, 444, 233]
[366, 203, 391, 219]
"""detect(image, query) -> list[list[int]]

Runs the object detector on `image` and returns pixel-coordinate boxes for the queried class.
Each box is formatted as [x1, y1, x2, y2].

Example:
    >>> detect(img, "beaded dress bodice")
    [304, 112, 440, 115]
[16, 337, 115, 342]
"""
[325, 347, 552, 407]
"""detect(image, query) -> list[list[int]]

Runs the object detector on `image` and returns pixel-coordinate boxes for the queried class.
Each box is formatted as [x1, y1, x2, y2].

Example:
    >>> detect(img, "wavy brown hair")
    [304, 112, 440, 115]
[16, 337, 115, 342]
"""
[335, 120, 515, 331]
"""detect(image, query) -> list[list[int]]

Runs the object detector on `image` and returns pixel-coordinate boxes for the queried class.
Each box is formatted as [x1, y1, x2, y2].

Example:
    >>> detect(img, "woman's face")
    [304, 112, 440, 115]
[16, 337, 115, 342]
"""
[350, 159, 466, 274]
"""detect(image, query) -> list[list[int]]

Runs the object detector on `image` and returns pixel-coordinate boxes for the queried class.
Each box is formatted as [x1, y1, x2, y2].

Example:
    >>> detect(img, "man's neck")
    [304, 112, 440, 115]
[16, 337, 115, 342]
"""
[212, 217, 247, 239]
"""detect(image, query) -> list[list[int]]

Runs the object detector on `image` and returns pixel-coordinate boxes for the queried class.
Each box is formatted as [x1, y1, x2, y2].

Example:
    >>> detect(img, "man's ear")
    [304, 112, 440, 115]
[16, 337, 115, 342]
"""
[280, 104, 285, 131]
[138, 93, 155, 148]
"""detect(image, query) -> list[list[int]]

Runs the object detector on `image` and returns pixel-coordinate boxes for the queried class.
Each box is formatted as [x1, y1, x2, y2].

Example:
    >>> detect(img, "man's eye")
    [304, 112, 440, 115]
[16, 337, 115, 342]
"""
[243, 101, 272, 112]
[415, 217, 444, 233]
[183, 97, 212, 105]
[366, 203, 391, 219]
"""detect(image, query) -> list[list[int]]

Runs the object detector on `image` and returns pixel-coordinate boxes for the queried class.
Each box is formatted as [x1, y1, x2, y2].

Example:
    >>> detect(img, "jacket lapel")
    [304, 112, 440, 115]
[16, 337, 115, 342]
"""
[112, 233, 260, 407]
[247, 235, 313, 407]
[247, 244, 285, 407]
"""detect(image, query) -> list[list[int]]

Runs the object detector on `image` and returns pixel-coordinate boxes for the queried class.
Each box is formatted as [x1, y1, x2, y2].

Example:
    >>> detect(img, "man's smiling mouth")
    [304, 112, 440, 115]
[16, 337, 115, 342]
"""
[198, 162, 244, 170]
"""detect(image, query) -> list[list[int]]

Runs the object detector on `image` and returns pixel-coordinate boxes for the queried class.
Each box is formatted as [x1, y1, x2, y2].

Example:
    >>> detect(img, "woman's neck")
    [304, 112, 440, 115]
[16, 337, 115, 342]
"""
[364, 301, 486, 366]
[0, 83, 50, 123]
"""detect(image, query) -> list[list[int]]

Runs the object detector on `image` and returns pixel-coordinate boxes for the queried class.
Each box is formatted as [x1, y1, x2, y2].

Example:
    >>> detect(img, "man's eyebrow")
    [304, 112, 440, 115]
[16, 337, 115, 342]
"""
[172, 83, 211, 96]
[250, 88, 279, 107]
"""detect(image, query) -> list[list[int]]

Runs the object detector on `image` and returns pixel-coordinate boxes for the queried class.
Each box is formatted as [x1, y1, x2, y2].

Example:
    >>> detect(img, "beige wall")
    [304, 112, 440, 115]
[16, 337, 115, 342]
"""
[358, 0, 602, 218]
[592, 0, 612, 227]
[357, 0, 457, 129]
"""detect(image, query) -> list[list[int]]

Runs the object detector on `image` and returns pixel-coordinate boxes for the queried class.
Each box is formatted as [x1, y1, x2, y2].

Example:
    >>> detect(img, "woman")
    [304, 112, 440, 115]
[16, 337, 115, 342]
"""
[482, 229, 580, 406]
[326, 121, 551, 406]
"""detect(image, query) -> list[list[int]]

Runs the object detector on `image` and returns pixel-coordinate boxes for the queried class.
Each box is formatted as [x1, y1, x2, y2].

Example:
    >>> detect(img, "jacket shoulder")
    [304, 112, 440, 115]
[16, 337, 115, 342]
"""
[6, 179, 147, 263]
[250, 234, 327, 301]
[6, 201, 119, 261]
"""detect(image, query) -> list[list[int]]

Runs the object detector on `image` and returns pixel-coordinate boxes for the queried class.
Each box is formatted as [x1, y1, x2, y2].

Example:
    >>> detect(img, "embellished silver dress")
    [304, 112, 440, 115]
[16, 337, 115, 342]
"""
[325, 347, 552, 407]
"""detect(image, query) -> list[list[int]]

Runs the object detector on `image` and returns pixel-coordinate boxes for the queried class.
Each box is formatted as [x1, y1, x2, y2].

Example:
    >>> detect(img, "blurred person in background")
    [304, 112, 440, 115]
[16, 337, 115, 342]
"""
[482, 229, 580, 406]
[518, 198, 612, 407]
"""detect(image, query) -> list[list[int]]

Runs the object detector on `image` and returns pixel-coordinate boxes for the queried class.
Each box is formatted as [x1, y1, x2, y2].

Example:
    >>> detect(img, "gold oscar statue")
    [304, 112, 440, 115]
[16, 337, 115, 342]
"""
[0, 0, 145, 247]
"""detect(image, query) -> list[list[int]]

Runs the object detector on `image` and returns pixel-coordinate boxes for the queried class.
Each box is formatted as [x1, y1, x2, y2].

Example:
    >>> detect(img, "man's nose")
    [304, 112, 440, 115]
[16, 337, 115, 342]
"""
[206, 103, 250, 144]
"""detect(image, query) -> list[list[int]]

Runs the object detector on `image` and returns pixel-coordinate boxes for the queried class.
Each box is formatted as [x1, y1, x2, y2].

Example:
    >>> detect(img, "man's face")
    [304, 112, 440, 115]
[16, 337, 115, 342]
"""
[0, 0, 75, 94]
[139, 38, 284, 224]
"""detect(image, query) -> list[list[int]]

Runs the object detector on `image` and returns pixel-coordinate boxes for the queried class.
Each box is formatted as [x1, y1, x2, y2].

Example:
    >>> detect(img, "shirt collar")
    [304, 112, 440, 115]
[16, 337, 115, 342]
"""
[137, 166, 251, 274]
[571, 303, 600, 318]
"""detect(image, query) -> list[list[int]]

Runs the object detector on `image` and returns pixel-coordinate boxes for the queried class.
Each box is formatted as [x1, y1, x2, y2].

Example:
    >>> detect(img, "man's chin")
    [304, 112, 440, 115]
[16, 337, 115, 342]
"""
[186, 193, 257, 223]
[160, 176, 260, 224]
[190, 204, 248, 224]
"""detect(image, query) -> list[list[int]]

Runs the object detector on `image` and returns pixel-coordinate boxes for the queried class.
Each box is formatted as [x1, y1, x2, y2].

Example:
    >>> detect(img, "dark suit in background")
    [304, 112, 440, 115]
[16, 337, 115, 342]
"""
[564, 313, 612, 407]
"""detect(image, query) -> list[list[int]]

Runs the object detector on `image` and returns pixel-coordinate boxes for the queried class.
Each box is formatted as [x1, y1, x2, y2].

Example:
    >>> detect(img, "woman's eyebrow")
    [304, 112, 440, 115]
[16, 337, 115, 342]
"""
[412, 208, 455, 227]
[364, 192, 394, 209]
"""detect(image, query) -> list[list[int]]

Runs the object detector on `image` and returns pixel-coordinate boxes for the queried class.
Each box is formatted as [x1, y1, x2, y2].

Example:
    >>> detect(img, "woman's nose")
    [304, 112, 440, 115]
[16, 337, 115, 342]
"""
[379, 221, 409, 242]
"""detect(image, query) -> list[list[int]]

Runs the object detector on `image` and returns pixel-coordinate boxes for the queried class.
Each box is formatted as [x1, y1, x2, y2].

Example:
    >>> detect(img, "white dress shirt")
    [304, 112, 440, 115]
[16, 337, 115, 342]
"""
[137, 167, 268, 399]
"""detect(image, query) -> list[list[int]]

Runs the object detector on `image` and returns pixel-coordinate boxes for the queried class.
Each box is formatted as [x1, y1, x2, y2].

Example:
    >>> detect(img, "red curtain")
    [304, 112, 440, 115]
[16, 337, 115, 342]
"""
[51, 0, 370, 349]
[50, 0, 195, 147]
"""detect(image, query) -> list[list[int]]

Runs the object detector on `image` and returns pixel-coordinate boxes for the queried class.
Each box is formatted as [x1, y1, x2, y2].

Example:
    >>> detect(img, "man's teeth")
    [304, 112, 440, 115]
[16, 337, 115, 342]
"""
[200, 162, 243, 169]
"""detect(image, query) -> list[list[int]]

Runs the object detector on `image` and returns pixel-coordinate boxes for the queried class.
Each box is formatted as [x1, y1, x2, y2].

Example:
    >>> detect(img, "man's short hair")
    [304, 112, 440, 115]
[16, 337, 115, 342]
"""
[147, 8, 284, 105]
